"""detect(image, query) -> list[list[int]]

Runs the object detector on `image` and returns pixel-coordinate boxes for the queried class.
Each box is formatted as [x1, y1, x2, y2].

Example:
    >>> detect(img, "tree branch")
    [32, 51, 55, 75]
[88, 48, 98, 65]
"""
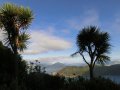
[93, 56, 99, 68]
[79, 52, 90, 66]
[71, 51, 79, 57]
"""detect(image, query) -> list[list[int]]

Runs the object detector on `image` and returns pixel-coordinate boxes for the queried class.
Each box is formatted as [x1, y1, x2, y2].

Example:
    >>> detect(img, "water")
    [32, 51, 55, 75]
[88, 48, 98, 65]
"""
[103, 75, 120, 84]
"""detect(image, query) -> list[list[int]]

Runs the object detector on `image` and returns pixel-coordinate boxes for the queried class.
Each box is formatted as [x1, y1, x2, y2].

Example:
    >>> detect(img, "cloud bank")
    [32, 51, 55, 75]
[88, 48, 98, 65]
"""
[23, 30, 72, 54]
[30, 56, 83, 65]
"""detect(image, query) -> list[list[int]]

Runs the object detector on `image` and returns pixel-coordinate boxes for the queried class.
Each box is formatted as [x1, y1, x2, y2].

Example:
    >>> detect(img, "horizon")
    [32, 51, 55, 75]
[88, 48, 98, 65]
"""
[0, 0, 120, 64]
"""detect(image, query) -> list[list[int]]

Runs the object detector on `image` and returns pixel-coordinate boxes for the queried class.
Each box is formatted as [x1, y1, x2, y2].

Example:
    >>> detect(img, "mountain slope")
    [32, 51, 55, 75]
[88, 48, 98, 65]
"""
[58, 66, 88, 77]
[45, 62, 66, 74]
[58, 64, 120, 77]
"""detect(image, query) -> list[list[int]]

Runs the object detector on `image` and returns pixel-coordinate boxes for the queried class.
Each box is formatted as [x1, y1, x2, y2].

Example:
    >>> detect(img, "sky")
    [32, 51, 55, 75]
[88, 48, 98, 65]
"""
[0, 0, 120, 64]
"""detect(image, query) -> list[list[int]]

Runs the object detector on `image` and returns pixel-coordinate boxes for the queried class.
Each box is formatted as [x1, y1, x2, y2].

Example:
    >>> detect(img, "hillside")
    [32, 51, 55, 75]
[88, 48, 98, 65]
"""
[58, 66, 88, 77]
[58, 64, 120, 77]
[44, 62, 66, 74]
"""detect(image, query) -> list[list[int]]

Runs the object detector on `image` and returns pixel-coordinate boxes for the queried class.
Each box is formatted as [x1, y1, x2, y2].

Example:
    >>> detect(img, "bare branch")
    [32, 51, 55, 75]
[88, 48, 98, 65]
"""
[71, 51, 79, 57]
[71, 51, 90, 66]
[79, 52, 90, 66]
[93, 56, 99, 68]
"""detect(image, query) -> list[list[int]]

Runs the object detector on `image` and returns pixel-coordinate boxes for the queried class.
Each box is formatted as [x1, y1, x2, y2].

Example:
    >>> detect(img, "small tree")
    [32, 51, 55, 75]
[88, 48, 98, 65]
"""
[72, 26, 110, 79]
[0, 3, 33, 54]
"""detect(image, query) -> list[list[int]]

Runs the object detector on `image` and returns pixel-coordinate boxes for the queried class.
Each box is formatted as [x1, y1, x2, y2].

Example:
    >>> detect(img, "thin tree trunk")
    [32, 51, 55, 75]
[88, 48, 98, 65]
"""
[12, 34, 19, 90]
[89, 66, 94, 80]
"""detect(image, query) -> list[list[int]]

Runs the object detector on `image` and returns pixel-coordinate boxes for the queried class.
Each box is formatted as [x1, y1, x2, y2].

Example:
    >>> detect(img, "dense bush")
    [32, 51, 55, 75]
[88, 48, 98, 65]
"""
[0, 42, 27, 90]
[62, 76, 120, 90]
[25, 72, 65, 90]
[0, 42, 17, 89]
[25, 73, 120, 90]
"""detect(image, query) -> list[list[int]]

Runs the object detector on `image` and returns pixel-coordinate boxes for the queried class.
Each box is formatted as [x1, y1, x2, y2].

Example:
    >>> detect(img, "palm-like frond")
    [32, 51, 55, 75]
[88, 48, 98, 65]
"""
[97, 55, 110, 65]
[18, 32, 30, 52]
[19, 6, 33, 29]
[0, 3, 18, 16]
[0, 3, 18, 33]
[0, 3, 33, 53]
[77, 26, 100, 51]
[95, 32, 110, 54]
[76, 26, 110, 65]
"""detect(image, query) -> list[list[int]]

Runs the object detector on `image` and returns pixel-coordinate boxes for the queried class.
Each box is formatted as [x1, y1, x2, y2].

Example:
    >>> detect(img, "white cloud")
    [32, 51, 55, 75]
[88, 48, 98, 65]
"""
[0, 27, 72, 55]
[67, 9, 99, 30]
[33, 56, 83, 64]
[23, 30, 72, 54]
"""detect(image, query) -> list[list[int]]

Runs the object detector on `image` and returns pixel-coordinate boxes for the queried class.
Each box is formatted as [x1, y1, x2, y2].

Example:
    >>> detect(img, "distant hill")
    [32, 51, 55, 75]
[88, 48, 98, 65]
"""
[27, 60, 120, 75]
[58, 64, 120, 77]
[44, 62, 66, 74]
[27, 61, 66, 74]
[107, 60, 120, 65]
[94, 64, 120, 76]
[58, 66, 88, 77]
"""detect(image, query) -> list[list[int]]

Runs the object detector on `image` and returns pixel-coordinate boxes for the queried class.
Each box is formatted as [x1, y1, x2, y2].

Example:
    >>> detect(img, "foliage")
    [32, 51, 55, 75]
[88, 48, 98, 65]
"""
[25, 72, 65, 90]
[62, 76, 120, 90]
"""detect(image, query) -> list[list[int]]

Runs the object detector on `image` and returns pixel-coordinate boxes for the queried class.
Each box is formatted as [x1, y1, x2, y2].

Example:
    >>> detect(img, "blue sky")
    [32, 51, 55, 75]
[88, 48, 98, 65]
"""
[0, 0, 120, 64]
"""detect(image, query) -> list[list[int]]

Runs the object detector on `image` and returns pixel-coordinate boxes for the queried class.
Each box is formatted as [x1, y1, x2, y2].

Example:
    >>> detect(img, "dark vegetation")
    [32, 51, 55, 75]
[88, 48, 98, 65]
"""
[0, 3, 120, 90]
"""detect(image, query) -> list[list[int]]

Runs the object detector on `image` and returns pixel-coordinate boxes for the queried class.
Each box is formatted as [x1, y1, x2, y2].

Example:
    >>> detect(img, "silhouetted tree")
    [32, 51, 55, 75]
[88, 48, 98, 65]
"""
[72, 26, 110, 79]
[0, 3, 33, 89]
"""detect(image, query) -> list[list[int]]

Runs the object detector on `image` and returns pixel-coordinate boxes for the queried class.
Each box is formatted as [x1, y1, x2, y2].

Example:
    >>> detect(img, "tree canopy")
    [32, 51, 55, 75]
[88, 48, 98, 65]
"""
[0, 3, 33, 54]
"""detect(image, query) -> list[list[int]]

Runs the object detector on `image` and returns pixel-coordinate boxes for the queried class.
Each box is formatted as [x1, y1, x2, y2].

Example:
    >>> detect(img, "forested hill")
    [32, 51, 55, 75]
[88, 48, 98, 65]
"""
[58, 64, 120, 77]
